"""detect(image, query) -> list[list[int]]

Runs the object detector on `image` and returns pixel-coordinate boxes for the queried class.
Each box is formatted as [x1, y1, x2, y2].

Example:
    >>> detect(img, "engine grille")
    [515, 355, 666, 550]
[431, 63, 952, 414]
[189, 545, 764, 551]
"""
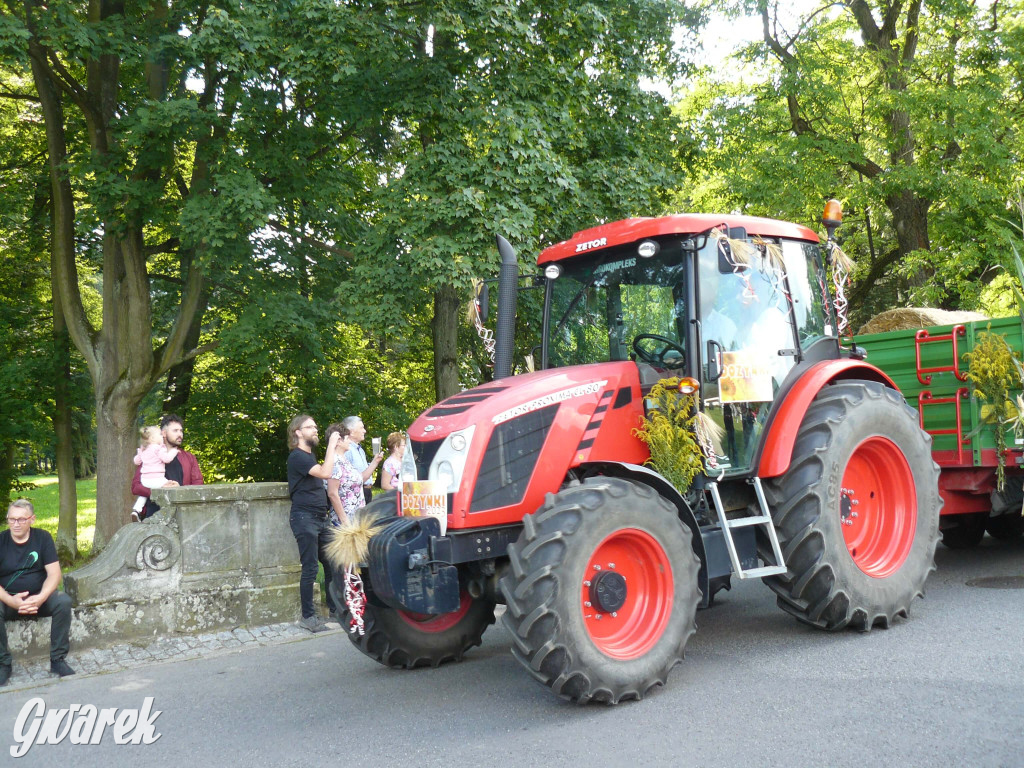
[470, 404, 559, 512]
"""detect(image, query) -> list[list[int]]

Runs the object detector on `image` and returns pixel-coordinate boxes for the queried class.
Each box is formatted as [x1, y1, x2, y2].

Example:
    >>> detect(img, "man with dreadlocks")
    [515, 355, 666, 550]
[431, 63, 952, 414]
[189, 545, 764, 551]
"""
[0, 499, 74, 685]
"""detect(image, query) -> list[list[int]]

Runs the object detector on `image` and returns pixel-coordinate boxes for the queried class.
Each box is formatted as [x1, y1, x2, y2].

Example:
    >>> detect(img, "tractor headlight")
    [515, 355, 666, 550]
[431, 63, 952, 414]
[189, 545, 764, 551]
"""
[436, 461, 456, 490]
[430, 425, 476, 493]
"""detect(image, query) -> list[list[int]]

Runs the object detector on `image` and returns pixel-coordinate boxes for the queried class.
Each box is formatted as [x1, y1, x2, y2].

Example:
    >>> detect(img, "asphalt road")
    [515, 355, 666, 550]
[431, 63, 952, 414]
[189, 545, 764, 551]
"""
[1, 537, 1022, 768]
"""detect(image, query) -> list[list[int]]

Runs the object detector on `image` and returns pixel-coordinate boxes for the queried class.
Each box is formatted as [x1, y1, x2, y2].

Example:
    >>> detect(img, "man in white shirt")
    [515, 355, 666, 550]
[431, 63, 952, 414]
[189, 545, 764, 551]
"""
[341, 416, 383, 504]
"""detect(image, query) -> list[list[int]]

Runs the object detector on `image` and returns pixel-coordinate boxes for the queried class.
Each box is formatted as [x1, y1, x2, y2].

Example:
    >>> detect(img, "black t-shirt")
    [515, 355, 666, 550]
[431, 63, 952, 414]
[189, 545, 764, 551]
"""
[165, 455, 184, 485]
[0, 528, 58, 596]
[287, 449, 328, 514]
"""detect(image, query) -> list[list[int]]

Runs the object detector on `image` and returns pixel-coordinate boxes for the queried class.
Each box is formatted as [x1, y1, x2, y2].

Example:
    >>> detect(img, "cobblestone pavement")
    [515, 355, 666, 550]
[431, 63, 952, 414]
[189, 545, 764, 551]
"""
[2, 617, 346, 692]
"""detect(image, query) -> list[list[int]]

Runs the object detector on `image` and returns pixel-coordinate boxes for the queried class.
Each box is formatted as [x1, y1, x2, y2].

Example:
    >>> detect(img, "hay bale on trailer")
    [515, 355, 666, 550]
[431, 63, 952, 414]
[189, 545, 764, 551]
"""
[857, 308, 989, 335]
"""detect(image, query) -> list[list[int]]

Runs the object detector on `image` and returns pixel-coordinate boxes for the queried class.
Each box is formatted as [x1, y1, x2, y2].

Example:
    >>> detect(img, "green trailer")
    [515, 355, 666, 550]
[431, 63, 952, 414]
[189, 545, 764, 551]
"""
[854, 315, 1024, 547]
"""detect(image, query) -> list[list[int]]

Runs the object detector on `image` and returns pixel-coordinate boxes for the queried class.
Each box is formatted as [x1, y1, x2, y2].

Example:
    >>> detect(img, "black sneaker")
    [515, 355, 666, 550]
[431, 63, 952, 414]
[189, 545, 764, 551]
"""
[0, 664, 11, 686]
[298, 615, 329, 633]
[50, 659, 76, 677]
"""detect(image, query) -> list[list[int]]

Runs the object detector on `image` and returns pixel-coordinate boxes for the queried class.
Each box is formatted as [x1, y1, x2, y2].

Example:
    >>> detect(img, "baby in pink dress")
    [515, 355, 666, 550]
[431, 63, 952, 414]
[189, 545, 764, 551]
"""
[131, 426, 175, 519]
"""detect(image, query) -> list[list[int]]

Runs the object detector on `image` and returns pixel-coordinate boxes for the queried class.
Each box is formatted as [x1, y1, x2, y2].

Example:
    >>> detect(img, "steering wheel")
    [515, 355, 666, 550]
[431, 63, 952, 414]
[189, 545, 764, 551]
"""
[632, 333, 686, 367]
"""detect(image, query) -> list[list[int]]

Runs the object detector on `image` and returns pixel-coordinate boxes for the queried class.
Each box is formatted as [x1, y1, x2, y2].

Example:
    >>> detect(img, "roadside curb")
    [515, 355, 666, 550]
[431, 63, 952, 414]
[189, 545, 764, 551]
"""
[0, 619, 347, 694]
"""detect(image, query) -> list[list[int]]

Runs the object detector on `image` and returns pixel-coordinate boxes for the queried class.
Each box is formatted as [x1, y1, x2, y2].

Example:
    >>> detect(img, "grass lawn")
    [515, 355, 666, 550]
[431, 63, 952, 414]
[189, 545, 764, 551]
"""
[13, 474, 96, 563]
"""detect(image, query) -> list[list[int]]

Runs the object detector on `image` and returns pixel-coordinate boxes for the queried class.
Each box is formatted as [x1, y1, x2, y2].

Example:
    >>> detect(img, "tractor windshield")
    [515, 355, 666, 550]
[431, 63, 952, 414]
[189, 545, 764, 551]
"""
[546, 245, 688, 369]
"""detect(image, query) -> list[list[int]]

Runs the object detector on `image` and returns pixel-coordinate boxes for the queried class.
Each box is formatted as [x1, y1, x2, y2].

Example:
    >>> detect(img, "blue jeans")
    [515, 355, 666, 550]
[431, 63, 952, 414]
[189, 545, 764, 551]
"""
[289, 509, 337, 620]
[0, 591, 73, 666]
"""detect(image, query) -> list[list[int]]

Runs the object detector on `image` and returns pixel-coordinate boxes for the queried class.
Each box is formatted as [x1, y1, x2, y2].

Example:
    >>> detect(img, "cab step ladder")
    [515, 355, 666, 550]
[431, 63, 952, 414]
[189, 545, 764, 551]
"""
[708, 477, 788, 579]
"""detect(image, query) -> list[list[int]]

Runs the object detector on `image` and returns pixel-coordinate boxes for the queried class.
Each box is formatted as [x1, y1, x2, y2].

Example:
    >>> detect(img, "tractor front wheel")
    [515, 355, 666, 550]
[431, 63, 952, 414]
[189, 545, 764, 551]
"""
[500, 477, 700, 704]
[331, 492, 496, 668]
[339, 586, 496, 669]
[761, 380, 941, 630]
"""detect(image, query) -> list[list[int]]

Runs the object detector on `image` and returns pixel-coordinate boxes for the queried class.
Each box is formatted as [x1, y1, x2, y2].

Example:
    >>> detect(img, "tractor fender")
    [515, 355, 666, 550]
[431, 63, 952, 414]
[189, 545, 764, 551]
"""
[585, 461, 709, 601]
[757, 359, 897, 479]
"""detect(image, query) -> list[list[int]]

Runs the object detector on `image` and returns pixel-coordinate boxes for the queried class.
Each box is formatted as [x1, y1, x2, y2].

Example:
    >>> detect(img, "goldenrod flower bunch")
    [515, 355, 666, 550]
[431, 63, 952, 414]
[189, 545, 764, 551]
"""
[632, 378, 706, 494]
[965, 329, 1024, 490]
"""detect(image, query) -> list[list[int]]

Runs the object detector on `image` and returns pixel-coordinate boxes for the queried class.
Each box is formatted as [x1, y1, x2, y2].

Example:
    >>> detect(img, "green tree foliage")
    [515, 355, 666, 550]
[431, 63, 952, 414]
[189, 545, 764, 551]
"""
[335, 0, 698, 398]
[0, 1, 405, 546]
[677, 0, 1024, 324]
[0, 0, 703, 541]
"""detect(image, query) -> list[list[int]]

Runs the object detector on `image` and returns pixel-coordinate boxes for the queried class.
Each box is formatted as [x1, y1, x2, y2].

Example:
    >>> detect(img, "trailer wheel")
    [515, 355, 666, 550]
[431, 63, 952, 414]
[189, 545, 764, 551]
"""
[331, 492, 496, 669]
[940, 513, 987, 549]
[760, 380, 940, 630]
[500, 477, 700, 704]
[986, 514, 1024, 541]
[986, 484, 1024, 541]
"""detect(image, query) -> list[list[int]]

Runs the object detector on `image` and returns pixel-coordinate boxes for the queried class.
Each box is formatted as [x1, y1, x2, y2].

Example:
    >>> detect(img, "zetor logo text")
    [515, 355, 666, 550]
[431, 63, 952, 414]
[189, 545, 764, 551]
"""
[10, 697, 162, 757]
[575, 236, 607, 253]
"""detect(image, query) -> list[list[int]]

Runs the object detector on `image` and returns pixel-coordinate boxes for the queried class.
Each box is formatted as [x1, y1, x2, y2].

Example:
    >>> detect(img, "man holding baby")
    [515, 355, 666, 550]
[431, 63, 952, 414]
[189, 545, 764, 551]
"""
[130, 413, 204, 521]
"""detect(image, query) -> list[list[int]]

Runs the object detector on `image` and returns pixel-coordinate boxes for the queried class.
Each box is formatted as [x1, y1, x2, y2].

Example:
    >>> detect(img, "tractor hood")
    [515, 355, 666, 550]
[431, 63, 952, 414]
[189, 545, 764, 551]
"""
[409, 363, 638, 440]
[407, 362, 651, 527]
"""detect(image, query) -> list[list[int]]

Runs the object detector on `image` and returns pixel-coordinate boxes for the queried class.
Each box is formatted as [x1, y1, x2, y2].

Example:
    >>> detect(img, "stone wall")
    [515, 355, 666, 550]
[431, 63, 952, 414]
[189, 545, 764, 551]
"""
[6, 483, 306, 661]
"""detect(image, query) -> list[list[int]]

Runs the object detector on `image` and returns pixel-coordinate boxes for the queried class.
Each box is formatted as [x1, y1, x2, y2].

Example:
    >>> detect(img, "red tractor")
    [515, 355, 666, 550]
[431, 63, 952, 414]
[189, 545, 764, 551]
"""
[335, 205, 941, 704]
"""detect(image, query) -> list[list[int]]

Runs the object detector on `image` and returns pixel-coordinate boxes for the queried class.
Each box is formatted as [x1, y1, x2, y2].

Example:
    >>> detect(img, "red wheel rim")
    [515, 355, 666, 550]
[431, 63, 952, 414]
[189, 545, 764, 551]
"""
[397, 590, 471, 632]
[580, 529, 674, 660]
[840, 436, 917, 577]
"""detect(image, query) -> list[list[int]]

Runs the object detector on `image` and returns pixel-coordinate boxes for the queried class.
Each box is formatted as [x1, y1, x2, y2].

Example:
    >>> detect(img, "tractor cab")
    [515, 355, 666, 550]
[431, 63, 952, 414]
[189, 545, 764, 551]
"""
[538, 214, 838, 474]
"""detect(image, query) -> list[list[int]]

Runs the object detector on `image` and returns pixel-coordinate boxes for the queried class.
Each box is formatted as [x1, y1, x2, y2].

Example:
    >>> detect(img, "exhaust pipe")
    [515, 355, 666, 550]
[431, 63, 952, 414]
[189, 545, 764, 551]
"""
[494, 235, 519, 379]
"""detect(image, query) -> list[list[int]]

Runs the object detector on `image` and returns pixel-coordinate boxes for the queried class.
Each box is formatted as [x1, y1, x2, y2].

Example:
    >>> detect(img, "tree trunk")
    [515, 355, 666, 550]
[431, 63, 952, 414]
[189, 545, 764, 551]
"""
[885, 188, 933, 291]
[884, 190, 930, 254]
[432, 284, 461, 401]
[93, 385, 147, 549]
[26, 1, 208, 553]
[0, 445, 13, 511]
[52, 297, 78, 562]
[163, 289, 207, 415]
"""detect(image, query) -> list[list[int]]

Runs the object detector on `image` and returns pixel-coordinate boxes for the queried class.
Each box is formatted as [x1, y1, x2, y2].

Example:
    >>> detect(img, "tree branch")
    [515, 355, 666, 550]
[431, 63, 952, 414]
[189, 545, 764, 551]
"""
[267, 220, 355, 260]
[0, 90, 39, 102]
[145, 237, 180, 256]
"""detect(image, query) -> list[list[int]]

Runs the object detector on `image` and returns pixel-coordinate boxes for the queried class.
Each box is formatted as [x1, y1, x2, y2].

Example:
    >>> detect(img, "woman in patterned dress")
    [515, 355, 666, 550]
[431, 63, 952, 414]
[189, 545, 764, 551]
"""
[325, 423, 365, 525]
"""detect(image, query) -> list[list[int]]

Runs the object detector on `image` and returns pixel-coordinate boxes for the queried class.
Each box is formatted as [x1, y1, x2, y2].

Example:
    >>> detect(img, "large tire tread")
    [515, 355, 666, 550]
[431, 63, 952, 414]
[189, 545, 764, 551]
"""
[500, 477, 700, 704]
[760, 380, 941, 631]
[338, 594, 496, 669]
[332, 492, 496, 669]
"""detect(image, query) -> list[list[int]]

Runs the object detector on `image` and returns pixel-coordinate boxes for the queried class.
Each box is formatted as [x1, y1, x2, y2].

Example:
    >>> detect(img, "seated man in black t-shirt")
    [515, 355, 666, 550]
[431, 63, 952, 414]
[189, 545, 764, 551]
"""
[0, 499, 74, 685]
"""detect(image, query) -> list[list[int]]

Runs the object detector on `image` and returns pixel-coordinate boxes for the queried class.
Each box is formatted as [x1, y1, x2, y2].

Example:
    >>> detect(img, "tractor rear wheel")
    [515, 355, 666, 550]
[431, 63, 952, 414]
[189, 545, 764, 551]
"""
[760, 380, 940, 630]
[331, 492, 496, 668]
[500, 477, 700, 704]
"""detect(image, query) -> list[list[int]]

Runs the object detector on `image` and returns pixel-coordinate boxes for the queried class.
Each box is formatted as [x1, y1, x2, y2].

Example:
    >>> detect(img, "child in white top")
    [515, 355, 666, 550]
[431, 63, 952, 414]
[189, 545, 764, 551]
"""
[132, 426, 175, 519]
